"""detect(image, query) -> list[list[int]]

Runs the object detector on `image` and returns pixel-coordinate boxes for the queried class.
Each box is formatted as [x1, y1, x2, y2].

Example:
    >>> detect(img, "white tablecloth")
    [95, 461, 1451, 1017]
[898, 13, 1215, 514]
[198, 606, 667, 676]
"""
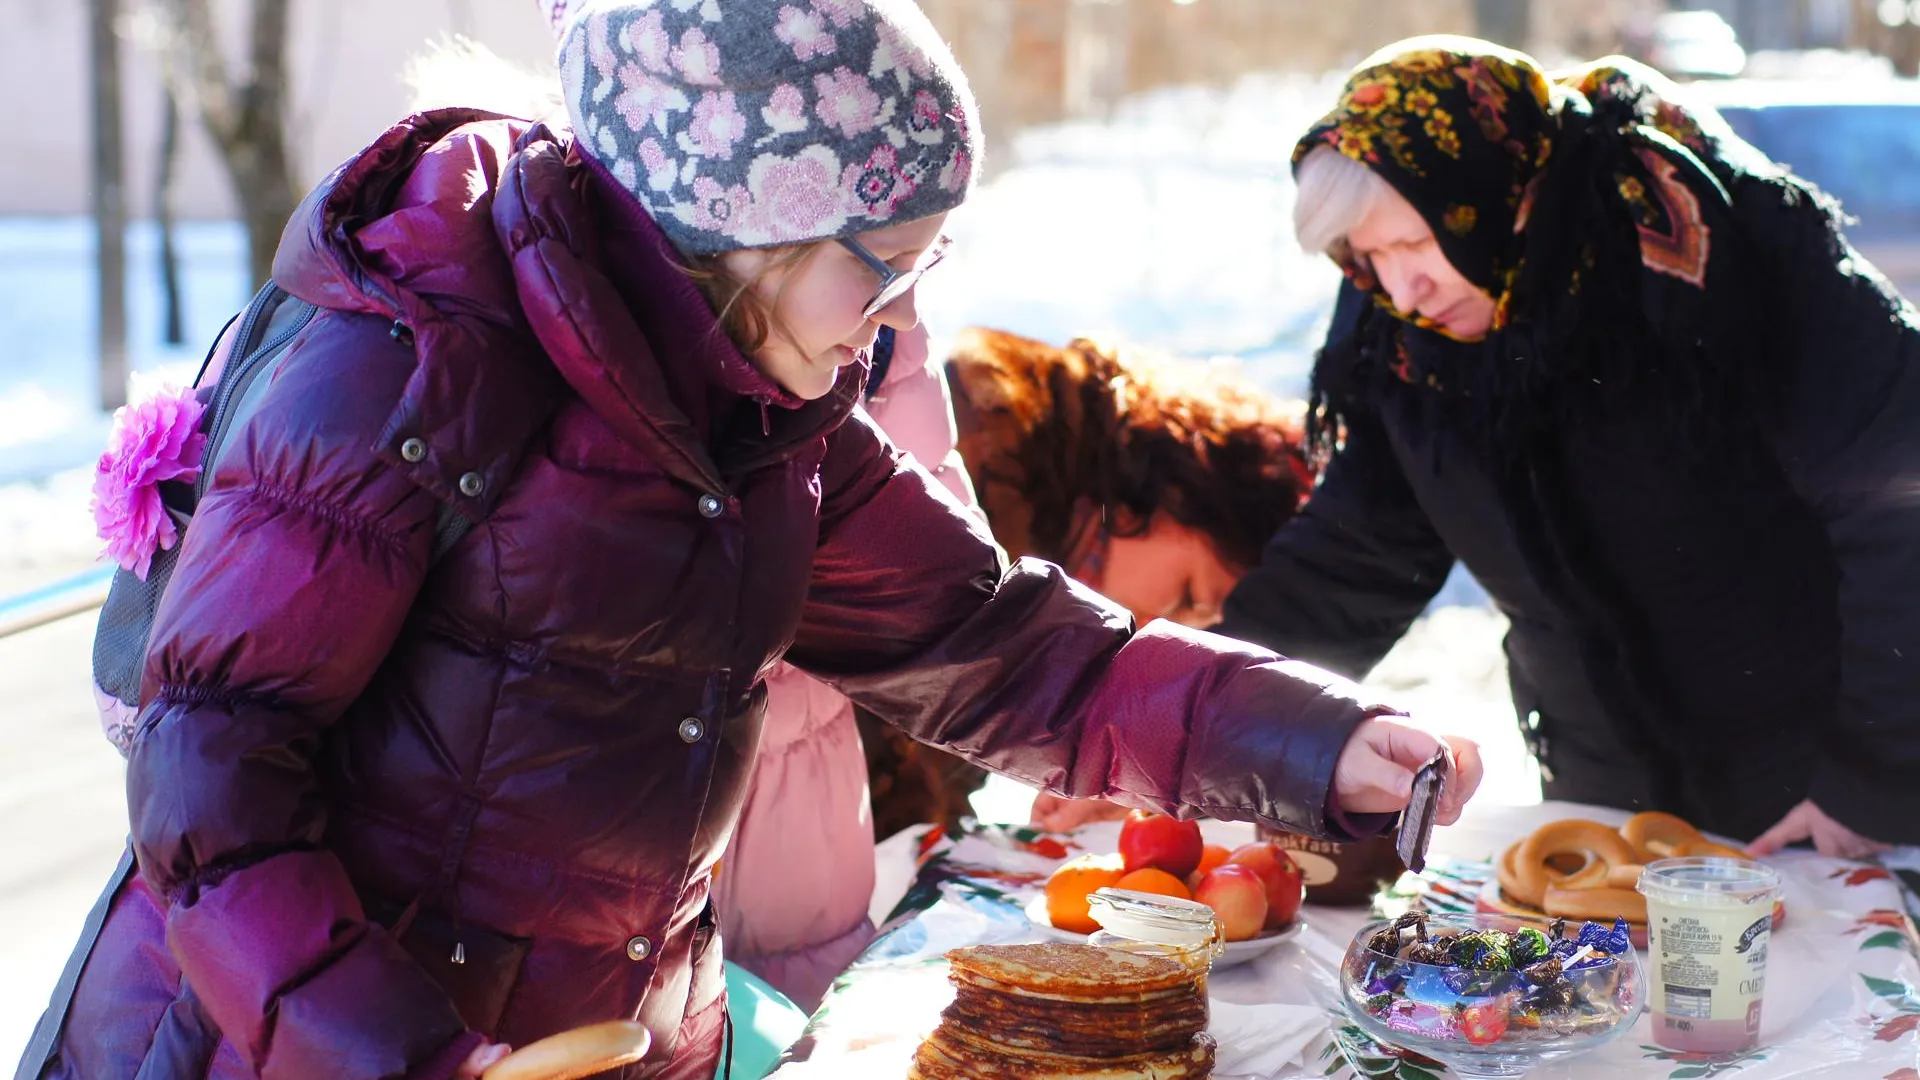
[770, 802, 1920, 1080]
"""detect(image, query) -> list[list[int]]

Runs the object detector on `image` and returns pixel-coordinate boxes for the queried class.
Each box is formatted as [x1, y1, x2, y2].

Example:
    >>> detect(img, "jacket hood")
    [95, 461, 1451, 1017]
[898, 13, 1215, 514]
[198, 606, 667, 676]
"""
[273, 109, 861, 502]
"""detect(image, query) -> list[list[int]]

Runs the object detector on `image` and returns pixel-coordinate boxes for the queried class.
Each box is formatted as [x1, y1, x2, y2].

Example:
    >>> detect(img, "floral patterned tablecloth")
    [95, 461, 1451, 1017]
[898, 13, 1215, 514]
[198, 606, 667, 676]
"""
[768, 802, 1920, 1080]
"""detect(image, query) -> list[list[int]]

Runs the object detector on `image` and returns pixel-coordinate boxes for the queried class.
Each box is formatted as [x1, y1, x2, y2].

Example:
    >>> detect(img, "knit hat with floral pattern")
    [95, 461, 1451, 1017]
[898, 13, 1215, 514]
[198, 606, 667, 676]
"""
[552, 0, 979, 255]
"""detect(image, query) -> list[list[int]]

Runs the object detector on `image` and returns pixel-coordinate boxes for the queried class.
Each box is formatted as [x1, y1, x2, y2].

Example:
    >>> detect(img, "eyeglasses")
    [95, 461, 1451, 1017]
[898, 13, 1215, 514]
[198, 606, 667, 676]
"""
[838, 233, 952, 319]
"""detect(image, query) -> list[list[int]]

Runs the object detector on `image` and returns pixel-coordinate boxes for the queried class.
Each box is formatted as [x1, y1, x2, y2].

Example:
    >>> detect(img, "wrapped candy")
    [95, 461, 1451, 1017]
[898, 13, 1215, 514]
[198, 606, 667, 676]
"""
[1450, 930, 1514, 971]
[1522, 958, 1564, 986]
[1510, 927, 1552, 967]
[1459, 1000, 1512, 1046]
[1573, 918, 1632, 956]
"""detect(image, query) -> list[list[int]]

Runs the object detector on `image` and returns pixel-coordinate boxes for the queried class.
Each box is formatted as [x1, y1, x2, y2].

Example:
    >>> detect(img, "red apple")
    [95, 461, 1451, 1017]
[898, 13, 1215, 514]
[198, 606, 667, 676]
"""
[1118, 810, 1205, 879]
[1193, 864, 1270, 941]
[1227, 841, 1306, 929]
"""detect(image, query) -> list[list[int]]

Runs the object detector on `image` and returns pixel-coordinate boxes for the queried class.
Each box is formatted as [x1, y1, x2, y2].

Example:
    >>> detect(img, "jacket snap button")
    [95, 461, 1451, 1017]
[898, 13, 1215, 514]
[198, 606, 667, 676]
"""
[400, 438, 428, 463]
[678, 717, 705, 744]
[697, 494, 724, 518]
[390, 321, 414, 346]
[625, 936, 652, 961]
[458, 472, 486, 497]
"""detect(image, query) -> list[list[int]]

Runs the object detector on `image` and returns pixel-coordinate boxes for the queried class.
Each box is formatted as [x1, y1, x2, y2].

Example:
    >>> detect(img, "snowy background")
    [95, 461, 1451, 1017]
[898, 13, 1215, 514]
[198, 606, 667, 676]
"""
[0, 72, 1527, 1065]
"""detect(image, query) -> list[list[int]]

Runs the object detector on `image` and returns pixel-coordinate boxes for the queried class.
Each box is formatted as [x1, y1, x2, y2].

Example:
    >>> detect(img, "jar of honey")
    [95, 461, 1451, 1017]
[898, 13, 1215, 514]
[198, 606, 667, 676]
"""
[1084, 887, 1221, 990]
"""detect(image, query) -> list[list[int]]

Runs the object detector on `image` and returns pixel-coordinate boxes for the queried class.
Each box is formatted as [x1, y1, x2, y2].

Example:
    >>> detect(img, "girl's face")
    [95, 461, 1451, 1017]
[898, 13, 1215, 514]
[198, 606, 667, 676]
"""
[721, 213, 950, 400]
[1348, 184, 1497, 341]
[1081, 514, 1245, 630]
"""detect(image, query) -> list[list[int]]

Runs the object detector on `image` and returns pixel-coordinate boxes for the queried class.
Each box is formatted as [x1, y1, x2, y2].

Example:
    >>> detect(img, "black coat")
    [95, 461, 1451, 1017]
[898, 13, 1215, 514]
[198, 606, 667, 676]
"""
[1221, 165, 1920, 845]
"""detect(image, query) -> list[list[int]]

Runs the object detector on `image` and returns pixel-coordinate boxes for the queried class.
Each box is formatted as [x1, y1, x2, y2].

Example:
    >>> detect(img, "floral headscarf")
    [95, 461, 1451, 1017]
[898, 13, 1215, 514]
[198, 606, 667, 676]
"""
[1293, 37, 1792, 466]
[1295, 36, 1565, 337]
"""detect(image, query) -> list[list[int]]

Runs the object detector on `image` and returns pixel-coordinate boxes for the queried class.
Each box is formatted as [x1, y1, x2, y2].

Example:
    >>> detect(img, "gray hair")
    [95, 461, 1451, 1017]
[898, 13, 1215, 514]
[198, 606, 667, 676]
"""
[1293, 146, 1389, 260]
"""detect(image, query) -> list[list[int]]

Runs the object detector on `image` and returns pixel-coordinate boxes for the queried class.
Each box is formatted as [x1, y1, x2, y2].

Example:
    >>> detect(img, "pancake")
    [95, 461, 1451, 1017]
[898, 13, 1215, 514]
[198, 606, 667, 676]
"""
[916, 943, 1215, 1078]
[946, 943, 1196, 1000]
[942, 983, 1209, 1055]
[910, 1029, 1217, 1080]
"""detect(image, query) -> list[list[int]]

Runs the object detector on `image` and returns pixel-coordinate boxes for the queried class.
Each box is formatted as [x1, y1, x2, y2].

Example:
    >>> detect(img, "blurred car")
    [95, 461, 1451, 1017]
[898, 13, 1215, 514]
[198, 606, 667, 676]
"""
[1648, 10, 1748, 79]
[1691, 79, 1920, 301]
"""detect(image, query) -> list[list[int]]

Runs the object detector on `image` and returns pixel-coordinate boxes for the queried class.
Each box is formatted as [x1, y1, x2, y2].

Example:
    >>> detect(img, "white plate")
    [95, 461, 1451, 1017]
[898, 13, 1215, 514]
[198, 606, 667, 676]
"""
[1022, 893, 1305, 969]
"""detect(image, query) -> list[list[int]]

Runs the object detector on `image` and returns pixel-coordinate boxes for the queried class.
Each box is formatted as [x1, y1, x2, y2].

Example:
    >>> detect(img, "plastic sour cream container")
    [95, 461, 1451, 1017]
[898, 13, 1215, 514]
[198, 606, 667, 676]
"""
[1637, 857, 1782, 1054]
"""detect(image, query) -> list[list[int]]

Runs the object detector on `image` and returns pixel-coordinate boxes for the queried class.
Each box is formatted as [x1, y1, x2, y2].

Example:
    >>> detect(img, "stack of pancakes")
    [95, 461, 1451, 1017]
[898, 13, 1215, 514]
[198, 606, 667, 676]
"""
[911, 943, 1215, 1079]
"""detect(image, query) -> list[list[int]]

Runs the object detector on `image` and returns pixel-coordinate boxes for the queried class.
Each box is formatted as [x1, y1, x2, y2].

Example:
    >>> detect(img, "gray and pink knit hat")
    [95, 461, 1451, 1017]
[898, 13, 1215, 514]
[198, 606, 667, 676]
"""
[547, 0, 980, 254]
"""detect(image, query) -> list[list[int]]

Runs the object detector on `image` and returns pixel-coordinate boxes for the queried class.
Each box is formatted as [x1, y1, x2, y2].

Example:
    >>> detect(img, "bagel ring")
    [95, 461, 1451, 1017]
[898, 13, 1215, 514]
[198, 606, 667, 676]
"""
[1622, 811, 1706, 862]
[1503, 821, 1639, 910]
[1676, 838, 1751, 860]
[1541, 884, 1648, 924]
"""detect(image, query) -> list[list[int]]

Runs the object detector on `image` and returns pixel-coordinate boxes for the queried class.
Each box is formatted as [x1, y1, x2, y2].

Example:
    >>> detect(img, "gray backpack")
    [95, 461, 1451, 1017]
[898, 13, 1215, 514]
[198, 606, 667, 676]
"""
[90, 282, 472, 755]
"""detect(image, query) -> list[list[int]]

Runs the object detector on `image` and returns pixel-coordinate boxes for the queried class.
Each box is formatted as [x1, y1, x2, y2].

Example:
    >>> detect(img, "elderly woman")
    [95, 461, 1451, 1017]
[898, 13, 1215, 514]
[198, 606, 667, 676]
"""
[1217, 35, 1920, 857]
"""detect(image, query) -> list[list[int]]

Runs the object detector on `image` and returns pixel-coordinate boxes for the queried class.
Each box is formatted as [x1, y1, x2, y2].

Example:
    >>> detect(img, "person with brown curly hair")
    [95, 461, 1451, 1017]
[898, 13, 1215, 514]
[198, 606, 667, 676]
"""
[921, 327, 1320, 831]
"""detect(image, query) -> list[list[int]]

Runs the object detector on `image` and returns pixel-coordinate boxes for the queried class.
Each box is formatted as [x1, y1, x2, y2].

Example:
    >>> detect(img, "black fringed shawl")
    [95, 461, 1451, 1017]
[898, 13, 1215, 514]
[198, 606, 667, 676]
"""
[1292, 38, 1836, 470]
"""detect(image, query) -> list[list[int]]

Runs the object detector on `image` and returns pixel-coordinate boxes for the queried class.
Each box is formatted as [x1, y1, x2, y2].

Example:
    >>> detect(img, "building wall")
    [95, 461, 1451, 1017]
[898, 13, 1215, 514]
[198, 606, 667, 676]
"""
[2, 0, 554, 219]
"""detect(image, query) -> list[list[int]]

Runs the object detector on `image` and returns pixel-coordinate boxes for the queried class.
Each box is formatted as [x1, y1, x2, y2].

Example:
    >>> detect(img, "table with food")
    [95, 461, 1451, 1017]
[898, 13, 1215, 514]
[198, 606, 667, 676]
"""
[765, 800, 1920, 1080]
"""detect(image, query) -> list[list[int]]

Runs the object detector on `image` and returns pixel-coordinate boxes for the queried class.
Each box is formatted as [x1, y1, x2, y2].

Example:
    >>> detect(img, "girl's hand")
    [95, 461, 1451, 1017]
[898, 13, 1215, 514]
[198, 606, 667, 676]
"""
[456, 1041, 513, 1079]
[1333, 716, 1483, 825]
[1030, 792, 1133, 832]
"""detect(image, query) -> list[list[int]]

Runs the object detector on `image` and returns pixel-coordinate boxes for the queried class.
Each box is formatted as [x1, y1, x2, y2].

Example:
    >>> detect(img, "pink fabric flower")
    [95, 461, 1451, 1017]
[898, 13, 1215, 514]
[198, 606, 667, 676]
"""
[844, 144, 917, 217]
[812, 0, 861, 29]
[671, 28, 723, 86]
[91, 386, 207, 581]
[688, 176, 752, 231]
[762, 84, 809, 135]
[909, 89, 942, 135]
[684, 91, 746, 158]
[614, 63, 689, 133]
[774, 5, 836, 62]
[939, 148, 971, 194]
[638, 137, 676, 192]
[745, 147, 849, 242]
[631, 9, 671, 73]
[813, 67, 884, 139]
[586, 12, 620, 81]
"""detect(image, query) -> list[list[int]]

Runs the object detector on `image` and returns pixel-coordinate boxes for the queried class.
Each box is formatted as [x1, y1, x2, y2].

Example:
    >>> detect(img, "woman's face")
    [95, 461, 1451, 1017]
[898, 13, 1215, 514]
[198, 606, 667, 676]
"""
[1081, 514, 1245, 630]
[721, 213, 949, 400]
[1348, 184, 1497, 341]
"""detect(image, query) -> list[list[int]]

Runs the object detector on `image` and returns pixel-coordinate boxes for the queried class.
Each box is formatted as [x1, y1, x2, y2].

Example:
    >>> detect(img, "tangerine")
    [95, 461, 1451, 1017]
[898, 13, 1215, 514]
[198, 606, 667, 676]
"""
[1187, 844, 1232, 888]
[1112, 867, 1193, 901]
[1044, 853, 1126, 934]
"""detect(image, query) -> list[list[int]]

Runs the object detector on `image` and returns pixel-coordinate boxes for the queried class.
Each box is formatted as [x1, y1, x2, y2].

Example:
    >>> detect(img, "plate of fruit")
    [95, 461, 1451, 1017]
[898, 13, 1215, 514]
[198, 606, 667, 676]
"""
[1028, 811, 1306, 969]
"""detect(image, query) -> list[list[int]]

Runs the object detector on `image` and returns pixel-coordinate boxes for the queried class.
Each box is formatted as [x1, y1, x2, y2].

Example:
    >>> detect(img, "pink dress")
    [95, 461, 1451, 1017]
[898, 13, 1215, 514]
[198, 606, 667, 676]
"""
[714, 325, 978, 1011]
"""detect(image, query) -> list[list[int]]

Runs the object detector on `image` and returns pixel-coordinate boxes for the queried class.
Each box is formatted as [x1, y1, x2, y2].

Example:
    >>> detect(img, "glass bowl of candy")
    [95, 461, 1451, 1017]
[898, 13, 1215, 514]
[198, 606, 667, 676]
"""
[1339, 911, 1644, 1077]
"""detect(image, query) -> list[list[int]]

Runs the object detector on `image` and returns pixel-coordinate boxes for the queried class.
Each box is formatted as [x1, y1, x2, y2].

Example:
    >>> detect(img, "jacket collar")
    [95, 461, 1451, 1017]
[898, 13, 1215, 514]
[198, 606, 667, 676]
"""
[493, 128, 860, 493]
[273, 109, 860, 509]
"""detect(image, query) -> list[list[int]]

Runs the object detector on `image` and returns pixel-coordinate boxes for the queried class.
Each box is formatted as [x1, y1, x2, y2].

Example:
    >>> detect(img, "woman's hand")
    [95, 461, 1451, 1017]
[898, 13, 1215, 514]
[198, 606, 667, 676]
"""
[1333, 715, 1482, 825]
[1748, 798, 1890, 860]
[456, 1041, 513, 1079]
[1030, 792, 1133, 832]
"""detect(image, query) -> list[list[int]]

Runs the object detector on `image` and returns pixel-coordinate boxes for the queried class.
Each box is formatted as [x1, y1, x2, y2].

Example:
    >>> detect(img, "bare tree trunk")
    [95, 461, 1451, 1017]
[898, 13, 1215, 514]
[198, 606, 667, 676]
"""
[157, 85, 185, 346]
[151, 0, 298, 289]
[92, 0, 129, 411]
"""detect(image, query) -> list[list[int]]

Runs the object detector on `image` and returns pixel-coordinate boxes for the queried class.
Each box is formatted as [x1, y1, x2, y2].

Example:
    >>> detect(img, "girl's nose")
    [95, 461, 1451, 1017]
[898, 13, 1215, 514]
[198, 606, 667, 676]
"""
[870, 288, 921, 331]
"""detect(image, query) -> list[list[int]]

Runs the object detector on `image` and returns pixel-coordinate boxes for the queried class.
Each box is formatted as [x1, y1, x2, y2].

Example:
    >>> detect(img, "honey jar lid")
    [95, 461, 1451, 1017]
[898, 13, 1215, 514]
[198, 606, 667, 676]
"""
[1086, 888, 1219, 948]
